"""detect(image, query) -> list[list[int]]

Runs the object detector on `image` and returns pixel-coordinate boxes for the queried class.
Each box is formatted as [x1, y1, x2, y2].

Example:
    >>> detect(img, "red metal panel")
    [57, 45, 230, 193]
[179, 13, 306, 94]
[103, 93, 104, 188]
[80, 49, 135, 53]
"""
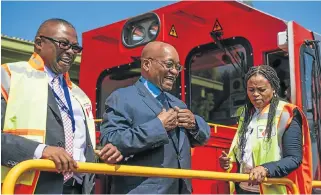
[80, 1, 287, 116]
[290, 22, 314, 108]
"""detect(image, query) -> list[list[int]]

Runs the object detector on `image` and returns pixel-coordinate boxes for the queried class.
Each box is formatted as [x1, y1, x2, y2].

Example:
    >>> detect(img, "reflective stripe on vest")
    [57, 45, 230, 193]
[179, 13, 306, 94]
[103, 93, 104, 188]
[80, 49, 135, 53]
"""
[227, 100, 309, 194]
[1, 65, 11, 101]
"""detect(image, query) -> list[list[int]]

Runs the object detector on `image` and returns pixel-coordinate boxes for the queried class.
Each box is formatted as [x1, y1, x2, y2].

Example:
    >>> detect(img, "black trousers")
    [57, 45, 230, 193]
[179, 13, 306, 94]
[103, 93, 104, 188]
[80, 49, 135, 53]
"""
[63, 178, 82, 194]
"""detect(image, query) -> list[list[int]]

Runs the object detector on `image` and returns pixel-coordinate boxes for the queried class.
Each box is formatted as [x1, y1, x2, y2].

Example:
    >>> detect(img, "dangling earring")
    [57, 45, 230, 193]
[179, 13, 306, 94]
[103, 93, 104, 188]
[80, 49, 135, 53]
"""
[273, 91, 277, 97]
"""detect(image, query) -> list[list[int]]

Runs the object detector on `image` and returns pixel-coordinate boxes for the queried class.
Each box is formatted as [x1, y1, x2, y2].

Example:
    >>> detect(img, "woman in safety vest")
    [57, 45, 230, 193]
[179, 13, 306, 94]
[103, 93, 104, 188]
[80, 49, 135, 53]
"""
[219, 65, 312, 194]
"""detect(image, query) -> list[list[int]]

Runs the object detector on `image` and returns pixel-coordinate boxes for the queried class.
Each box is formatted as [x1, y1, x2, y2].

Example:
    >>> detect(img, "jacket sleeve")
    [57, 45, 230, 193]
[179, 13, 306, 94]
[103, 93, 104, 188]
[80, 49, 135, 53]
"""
[186, 115, 211, 147]
[100, 91, 170, 157]
[1, 95, 40, 167]
[261, 108, 303, 177]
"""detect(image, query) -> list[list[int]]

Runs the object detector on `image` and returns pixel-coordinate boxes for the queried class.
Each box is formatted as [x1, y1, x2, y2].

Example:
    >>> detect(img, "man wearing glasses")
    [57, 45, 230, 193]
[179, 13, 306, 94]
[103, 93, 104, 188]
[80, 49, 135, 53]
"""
[1, 18, 122, 194]
[100, 41, 210, 194]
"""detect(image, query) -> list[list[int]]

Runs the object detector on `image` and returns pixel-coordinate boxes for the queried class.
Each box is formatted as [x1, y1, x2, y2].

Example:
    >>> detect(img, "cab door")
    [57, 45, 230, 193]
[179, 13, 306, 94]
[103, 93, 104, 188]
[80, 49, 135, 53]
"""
[288, 21, 321, 189]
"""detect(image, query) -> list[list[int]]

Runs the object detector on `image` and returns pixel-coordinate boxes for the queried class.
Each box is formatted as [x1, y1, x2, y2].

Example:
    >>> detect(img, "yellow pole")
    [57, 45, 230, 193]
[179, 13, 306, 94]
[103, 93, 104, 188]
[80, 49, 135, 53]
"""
[2, 159, 299, 194]
[312, 180, 321, 188]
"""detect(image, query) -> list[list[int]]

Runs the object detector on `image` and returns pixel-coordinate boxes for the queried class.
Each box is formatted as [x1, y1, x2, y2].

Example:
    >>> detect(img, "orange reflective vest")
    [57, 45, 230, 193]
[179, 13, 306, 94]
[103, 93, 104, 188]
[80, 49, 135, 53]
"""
[1, 53, 96, 194]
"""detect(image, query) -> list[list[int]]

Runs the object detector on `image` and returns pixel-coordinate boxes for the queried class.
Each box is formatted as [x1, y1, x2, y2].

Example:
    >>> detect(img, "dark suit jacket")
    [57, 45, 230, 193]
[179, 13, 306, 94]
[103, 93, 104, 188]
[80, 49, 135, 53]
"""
[100, 80, 210, 194]
[1, 86, 96, 194]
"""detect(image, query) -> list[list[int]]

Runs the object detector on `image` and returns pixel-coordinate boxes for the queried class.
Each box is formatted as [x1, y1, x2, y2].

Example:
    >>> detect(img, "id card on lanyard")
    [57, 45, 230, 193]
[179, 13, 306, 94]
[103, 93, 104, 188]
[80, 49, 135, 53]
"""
[51, 78, 76, 133]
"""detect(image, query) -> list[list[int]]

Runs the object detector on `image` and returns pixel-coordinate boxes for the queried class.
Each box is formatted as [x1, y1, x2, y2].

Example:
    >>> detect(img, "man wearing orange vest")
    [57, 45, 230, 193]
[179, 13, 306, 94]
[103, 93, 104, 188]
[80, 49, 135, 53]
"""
[1, 18, 123, 194]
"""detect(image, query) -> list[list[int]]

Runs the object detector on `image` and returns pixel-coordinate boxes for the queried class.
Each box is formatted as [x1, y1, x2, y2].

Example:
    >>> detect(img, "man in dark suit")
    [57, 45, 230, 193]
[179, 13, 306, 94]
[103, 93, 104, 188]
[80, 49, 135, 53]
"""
[1, 18, 122, 194]
[100, 41, 211, 194]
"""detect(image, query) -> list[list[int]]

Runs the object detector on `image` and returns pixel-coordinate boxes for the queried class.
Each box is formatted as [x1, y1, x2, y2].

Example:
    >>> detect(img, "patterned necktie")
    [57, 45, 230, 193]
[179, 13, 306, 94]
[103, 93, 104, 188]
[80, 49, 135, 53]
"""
[51, 76, 74, 181]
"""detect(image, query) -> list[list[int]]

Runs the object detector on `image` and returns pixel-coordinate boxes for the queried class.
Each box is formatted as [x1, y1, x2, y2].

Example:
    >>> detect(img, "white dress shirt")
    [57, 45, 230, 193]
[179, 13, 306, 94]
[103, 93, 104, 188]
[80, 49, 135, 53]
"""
[238, 108, 260, 192]
[34, 66, 87, 184]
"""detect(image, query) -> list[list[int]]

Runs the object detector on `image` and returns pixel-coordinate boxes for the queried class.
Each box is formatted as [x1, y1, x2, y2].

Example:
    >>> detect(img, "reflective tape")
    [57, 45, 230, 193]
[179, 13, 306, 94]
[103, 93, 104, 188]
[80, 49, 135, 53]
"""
[1, 66, 11, 96]
[10, 65, 46, 79]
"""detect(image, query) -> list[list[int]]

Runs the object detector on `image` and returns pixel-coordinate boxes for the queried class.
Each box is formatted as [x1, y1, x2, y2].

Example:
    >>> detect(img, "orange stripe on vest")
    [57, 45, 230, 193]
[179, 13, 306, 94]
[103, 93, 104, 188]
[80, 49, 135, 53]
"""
[1, 85, 8, 102]
[3, 129, 45, 136]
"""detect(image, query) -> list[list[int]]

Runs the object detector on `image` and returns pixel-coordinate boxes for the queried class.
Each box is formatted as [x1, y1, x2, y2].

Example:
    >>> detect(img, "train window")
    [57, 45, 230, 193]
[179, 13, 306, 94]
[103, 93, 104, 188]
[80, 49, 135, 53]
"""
[188, 41, 251, 125]
[301, 49, 317, 138]
[96, 63, 141, 119]
[303, 52, 314, 112]
[98, 72, 140, 118]
[265, 50, 290, 101]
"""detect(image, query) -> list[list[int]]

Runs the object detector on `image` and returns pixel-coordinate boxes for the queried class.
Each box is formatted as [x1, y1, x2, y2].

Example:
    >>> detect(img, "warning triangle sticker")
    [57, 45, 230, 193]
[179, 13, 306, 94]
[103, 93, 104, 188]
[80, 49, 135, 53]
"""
[212, 19, 223, 32]
[169, 25, 178, 38]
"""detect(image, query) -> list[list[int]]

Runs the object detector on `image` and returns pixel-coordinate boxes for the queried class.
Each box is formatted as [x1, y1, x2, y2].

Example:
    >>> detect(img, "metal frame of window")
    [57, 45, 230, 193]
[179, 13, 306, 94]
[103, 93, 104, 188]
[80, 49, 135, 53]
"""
[300, 44, 316, 113]
[184, 37, 253, 112]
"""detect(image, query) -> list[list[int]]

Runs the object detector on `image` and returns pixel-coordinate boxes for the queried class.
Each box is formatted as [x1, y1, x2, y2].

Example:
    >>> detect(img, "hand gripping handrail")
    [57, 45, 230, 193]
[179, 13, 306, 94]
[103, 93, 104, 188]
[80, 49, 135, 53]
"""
[2, 159, 299, 194]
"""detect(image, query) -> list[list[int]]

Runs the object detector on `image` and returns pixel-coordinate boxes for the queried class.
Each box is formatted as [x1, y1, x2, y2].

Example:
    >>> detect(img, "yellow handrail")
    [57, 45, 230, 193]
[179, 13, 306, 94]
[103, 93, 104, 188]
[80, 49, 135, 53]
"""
[207, 122, 237, 130]
[313, 180, 321, 188]
[94, 119, 102, 123]
[2, 159, 299, 194]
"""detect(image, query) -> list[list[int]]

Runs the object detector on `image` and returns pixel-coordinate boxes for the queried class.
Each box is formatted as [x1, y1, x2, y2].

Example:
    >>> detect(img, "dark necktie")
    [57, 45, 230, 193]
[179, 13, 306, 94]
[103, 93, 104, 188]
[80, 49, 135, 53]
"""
[156, 92, 179, 143]
[156, 92, 169, 110]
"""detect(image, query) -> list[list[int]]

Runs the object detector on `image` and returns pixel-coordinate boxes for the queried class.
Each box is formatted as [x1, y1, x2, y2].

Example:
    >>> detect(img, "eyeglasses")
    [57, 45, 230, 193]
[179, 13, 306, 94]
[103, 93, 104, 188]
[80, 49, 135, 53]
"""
[144, 58, 183, 72]
[40, 35, 83, 53]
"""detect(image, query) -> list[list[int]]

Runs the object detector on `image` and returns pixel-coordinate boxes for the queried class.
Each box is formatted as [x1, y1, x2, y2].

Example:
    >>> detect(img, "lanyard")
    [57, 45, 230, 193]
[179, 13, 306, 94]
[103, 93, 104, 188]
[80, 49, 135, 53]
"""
[51, 78, 76, 133]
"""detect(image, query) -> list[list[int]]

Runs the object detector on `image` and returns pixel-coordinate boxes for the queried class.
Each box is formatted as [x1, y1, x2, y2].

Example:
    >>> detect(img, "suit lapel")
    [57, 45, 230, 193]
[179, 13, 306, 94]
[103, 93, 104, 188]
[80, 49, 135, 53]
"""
[135, 81, 162, 115]
[178, 127, 186, 152]
[47, 85, 62, 121]
[168, 129, 179, 153]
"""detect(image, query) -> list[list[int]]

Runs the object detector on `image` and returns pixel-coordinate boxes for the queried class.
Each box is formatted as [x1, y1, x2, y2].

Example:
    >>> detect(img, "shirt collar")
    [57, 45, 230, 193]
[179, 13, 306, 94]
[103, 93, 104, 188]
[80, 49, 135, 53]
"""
[139, 76, 161, 97]
[44, 66, 63, 84]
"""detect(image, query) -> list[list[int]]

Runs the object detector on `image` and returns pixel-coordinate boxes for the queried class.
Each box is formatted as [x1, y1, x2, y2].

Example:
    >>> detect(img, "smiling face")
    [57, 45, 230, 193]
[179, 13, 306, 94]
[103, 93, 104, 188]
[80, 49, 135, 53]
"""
[141, 42, 180, 91]
[35, 22, 78, 74]
[246, 74, 275, 110]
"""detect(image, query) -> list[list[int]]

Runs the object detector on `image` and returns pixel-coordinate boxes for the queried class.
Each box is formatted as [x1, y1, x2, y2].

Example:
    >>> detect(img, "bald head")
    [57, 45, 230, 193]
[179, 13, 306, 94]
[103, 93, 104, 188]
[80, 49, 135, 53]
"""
[141, 41, 177, 59]
[140, 41, 180, 91]
[35, 18, 75, 39]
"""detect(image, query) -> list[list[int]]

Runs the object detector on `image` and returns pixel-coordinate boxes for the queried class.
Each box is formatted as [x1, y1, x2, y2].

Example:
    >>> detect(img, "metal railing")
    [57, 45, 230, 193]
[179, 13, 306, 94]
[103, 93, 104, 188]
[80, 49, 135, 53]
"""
[2, 159, 299, 194]
[313, 180, 321, 188]
[94, 119, 238, 132]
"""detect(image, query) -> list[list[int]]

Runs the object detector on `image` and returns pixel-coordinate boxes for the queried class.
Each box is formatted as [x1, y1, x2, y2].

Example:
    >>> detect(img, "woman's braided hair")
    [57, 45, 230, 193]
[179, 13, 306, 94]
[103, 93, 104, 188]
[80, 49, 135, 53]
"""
[238, 65, 281, 159]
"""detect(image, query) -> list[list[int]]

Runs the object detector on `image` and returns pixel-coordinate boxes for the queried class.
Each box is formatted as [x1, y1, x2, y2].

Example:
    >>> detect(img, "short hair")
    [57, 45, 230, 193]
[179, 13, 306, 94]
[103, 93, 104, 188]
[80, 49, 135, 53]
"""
[36, 18, 76, 37]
